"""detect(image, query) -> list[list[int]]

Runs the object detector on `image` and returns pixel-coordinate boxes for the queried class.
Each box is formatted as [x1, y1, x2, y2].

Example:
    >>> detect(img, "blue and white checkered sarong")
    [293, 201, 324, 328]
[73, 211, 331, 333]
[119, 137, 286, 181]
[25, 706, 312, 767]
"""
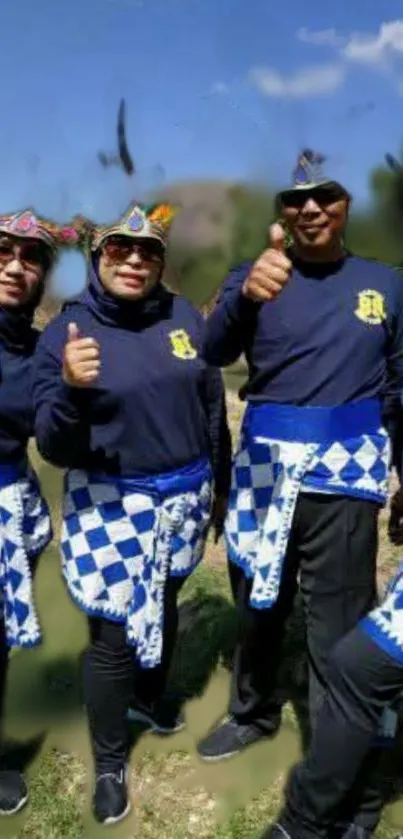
[225, 400, 390, 610]
[61, 457, 212, 668]
[0, 462, 53, 648]
[361, 560, 403, 663]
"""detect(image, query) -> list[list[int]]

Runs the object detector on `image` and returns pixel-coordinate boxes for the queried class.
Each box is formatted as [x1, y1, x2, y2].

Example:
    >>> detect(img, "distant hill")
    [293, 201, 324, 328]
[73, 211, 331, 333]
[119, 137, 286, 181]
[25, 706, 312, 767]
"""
[159, 179, 236, 247]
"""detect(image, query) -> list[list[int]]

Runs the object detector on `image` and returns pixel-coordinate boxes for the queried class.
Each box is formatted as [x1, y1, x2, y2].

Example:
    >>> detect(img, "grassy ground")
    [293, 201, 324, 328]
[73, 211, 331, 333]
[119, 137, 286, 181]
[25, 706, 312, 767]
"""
[2, 392, 403, 839]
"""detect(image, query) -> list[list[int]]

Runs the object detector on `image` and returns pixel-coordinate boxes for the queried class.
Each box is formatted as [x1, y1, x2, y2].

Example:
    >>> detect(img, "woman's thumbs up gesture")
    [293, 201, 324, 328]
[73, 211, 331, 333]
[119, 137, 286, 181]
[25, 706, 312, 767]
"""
[62, 322, 101, 387]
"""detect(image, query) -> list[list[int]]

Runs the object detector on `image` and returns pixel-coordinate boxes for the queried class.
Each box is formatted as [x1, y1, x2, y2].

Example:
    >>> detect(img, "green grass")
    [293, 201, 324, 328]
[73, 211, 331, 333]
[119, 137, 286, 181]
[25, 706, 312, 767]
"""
[1, 438, 402, 837]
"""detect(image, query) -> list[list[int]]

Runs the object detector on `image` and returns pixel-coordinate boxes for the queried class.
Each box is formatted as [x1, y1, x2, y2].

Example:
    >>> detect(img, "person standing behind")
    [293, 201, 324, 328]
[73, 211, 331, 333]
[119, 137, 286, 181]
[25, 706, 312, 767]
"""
[197, 150, 403, 836]
[260, 500, 403, 839]
[32, 202, 231, 825]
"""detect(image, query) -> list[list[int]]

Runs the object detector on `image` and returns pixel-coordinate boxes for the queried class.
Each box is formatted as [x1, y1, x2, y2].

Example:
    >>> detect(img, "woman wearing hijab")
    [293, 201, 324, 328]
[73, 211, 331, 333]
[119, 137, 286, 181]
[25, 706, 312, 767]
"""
[32, 201, 231, 825]
[0, 209, 73, 816]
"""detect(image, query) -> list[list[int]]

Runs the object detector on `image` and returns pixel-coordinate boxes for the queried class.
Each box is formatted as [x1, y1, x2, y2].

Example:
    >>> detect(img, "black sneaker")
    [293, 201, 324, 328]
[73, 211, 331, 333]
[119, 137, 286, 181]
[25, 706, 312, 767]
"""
[330, 827, 373, 839]
[0, 770, 28, 815]
[93, 768, 131, 825]
[197, 715, 277, 761]
[260, 821, 322, 839]
[128, 698, 185, 735]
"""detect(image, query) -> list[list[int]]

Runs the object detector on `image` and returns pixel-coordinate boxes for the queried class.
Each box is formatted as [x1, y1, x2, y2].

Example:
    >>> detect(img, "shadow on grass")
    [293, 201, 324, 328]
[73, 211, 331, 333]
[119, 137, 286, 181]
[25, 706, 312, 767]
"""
[5, 563, 238, 758]
[6, 653, 83, 726]
[169, 582, 236, 700]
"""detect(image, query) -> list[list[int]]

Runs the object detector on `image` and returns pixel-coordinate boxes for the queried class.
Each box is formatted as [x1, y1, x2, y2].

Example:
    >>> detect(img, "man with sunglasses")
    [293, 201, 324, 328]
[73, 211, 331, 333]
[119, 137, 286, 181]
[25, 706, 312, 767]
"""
[198, 151, 403, 838]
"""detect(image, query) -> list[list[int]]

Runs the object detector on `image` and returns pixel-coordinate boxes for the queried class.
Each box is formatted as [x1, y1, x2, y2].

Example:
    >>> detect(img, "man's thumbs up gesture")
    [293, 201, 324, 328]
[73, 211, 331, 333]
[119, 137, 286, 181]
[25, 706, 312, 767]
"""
[62, 322, 101, 387]
[242, 223, 292, 302]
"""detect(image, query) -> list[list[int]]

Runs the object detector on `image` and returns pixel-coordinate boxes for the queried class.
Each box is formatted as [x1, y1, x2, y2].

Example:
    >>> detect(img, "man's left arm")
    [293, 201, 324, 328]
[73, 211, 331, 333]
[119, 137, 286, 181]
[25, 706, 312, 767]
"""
[384, 277, 403, 544]
[383, 277, 403, 479]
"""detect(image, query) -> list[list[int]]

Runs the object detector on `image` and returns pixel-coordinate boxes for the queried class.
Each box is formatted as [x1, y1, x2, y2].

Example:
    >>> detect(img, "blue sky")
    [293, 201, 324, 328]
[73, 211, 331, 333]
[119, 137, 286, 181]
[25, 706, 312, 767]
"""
[2, 0, 403, 294]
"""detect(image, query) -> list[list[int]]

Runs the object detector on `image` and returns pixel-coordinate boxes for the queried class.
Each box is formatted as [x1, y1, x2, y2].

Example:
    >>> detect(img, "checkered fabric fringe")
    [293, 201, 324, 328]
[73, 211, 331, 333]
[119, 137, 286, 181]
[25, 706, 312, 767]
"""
[361, 559, 403, 663]
[0, 469, 52, 648]
[61, 465, 212, 668]
[225, 427, 389, 610]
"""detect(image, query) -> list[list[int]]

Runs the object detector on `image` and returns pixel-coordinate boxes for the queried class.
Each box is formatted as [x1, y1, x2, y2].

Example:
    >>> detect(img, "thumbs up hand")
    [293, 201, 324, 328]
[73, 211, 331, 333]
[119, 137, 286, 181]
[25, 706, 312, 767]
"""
[62, 322, 101, 387]
[242, 223, 292, 302]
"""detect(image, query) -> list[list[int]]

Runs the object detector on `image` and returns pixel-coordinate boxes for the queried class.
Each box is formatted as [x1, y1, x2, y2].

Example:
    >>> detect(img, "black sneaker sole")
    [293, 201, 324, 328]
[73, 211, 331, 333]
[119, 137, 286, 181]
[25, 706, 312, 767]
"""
[0, 793, 28, 816]
[197, 747, 242, 762]
[100, 800, 131, 826]
[127, 707, 185, 734]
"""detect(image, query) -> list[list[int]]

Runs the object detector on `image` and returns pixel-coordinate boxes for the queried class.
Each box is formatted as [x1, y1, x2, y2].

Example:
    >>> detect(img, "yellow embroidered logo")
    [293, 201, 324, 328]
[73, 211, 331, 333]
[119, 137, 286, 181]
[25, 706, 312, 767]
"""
[355, 290, 387, 325]
[168, 329, 197, 360]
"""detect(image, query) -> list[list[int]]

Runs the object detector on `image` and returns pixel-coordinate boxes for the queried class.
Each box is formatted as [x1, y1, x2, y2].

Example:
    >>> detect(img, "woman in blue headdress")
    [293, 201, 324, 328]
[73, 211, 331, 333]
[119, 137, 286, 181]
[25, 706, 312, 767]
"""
[32, 202, 231, 826]
[0, 209, 72, 816]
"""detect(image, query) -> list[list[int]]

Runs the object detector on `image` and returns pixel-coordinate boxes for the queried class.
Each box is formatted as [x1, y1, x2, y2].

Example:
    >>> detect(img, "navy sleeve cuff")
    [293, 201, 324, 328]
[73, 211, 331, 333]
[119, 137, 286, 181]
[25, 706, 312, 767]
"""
[54, 380, 87, 418]
[225, 284, 258, 322]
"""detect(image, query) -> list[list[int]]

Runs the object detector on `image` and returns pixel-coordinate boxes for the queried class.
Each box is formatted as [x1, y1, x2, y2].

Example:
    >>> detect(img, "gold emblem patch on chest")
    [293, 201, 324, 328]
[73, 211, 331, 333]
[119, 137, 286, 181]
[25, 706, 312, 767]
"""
[168, 329, 197, 359]
[355, 290, 387, 325]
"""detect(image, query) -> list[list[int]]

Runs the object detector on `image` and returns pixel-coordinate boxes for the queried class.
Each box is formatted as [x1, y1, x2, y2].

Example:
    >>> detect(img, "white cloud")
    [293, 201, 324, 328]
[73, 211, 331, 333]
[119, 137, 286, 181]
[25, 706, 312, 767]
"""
[296, 27, 345, 48]
[209, 81, 229, 94]
[250, 20, 403, 103]
[249, 63, 345, 98]
[343, 20, 403, 65]
[299, 20, 403, 68]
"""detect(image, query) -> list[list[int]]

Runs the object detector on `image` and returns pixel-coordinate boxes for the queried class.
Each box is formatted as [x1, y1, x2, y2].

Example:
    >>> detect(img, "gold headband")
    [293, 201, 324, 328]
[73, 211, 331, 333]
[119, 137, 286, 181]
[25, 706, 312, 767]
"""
[91, 202, 180, 252]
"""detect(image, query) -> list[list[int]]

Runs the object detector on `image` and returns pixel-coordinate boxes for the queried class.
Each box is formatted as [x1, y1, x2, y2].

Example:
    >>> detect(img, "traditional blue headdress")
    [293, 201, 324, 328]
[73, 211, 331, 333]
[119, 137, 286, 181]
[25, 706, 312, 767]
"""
[277, 149, 348, 199]
[293, 149, 328, 188]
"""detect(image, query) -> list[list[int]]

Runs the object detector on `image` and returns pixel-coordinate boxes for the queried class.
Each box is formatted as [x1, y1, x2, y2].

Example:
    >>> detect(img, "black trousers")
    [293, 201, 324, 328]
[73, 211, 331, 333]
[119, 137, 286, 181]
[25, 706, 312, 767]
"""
[82, 575, 185, 774]
[0, 619, 8, 758]
[229, 493, 380, 730]
[0, 554, 41, 766]
[282, 628, 403, 838]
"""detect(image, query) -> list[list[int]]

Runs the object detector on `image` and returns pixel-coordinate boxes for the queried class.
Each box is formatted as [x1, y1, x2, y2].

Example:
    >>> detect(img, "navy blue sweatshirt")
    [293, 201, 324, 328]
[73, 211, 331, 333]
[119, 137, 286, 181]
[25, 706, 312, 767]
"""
[203, 254, 403, 469]
[0, 306, 39, 464]
[33, 269, 232, 494]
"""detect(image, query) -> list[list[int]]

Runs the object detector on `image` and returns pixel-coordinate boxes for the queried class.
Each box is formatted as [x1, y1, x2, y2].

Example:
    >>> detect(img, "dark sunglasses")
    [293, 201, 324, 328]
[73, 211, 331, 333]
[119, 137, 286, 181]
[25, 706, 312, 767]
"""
[0, 237, 49, 269]
[280, 184, 348, 209]
[102, 236, 163, 263]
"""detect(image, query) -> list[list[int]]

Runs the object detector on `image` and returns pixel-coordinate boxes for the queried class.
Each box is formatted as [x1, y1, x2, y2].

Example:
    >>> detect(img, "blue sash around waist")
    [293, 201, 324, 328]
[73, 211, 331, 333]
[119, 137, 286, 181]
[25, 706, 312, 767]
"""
[0, 460, 29, 488]
[243, 398, 383, 444]
[86, 457, 211, 500]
